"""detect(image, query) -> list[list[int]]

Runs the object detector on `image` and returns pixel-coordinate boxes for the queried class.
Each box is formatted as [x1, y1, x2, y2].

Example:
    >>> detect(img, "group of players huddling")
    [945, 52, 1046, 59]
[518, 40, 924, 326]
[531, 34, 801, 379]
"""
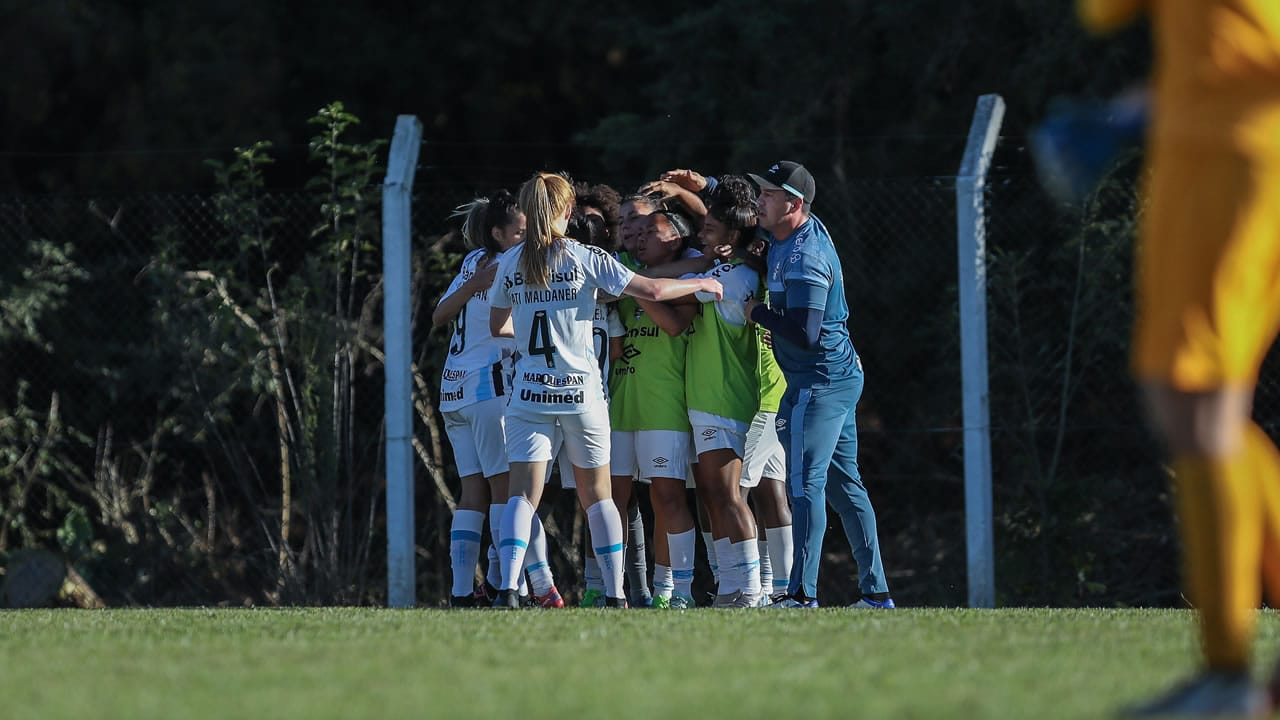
[435, 162, 893, 610]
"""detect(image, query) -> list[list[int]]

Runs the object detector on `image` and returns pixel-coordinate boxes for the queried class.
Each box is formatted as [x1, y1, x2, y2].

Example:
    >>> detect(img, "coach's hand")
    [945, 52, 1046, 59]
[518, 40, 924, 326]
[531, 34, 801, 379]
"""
[658, 169, 707, 194]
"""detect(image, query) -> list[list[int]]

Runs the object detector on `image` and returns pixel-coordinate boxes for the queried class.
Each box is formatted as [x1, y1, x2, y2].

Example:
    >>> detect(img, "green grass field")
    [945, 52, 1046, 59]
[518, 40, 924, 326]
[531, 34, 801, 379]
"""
[3, 607, 1279, 719]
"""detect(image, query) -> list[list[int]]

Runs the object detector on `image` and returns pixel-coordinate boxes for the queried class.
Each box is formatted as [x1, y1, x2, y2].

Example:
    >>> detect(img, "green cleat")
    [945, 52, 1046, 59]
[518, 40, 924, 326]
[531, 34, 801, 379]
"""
[579, 588, 605, 608]
[651, 595, 671, 609]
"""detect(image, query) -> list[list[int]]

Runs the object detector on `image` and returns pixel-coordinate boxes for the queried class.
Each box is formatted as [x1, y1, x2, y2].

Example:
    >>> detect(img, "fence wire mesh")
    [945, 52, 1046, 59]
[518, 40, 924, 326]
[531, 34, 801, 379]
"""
[3, 146, 1274, 608]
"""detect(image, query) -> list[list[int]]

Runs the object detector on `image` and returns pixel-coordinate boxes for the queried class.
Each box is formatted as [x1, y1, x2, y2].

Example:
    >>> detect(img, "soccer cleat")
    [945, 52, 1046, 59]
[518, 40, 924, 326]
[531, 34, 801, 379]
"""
[448, 594, 480, 609]
[492, 589, 522, 610]
[534, 586, 565, 609]
[670, 593, 694, 610]
[1123, 671, 1268, 717]
[712, 590, 760, 609]
[769, 594, 819, 609]
[518, 592, 537, 609]
[849, 597, 896, 609]
[579, 588, 605, 608]
[651, 595, 672, 610]
[603, 596, 629, 608]
[628, 592, 653, 609]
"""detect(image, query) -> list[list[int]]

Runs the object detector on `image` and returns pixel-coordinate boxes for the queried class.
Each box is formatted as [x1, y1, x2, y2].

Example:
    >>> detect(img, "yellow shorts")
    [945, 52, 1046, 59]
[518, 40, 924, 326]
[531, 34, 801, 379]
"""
[1132, 140, 1280, 390]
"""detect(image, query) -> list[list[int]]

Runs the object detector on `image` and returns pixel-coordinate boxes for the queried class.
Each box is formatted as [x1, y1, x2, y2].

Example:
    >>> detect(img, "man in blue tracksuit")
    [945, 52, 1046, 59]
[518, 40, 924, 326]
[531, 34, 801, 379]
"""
[744, 161, 893, 609]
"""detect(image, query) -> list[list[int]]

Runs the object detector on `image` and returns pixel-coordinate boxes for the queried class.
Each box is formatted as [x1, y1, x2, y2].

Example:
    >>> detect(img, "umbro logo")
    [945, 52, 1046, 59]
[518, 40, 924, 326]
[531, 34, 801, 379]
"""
[653, 457, 669, 467]
[622, 344, 641, 362]
[701, 429, 717, 437]
[775, 418, 787, 431]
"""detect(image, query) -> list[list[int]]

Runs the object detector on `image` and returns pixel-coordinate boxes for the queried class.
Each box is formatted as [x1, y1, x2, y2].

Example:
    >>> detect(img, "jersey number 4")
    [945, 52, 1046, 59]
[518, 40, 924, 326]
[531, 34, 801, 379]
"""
[528, 310, 556, 368]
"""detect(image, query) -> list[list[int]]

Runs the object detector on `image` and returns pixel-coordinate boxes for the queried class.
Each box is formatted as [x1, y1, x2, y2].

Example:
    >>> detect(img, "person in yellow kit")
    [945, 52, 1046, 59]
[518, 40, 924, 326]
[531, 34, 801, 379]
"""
[1072, 0, 1280, 715]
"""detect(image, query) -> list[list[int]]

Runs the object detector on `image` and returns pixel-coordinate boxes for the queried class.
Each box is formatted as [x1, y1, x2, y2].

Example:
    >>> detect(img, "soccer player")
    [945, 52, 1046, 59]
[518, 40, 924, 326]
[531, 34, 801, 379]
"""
[1071, 1, 1280, 715]
[744, 161, 894, 609]
[609, 210, 702, 609]
[488, 172, 722, 609]
[677, 177, 768, 608]
[433, 190, 551, 607]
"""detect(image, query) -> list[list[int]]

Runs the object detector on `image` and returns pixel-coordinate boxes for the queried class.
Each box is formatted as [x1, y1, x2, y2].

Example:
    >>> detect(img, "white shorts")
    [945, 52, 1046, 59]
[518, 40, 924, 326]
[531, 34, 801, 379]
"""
[555, 445, 576, 489]
[442, 397, 508, 478]
[691, 422, 746, 460]
[611, 430, 692, 483]
[505, 405, 611, 469]
[740, 411, 785, 488]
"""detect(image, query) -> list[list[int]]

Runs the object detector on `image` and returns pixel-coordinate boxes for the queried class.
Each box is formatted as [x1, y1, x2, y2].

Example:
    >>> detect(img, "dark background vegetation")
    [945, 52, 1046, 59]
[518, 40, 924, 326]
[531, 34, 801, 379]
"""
[3, 1, 1206, 609]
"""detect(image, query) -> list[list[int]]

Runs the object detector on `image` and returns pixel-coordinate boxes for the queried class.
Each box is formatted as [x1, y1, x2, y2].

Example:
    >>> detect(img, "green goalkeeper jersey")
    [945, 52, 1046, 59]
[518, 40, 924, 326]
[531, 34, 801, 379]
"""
[608, 295, 691, 432]
[756, 321, 786, 414]
[685, 259, 760, 426]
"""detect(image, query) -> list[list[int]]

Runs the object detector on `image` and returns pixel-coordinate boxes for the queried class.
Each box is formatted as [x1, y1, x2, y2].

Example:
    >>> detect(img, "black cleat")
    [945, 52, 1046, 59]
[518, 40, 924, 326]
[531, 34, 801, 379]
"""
[492, 589, 521, 610]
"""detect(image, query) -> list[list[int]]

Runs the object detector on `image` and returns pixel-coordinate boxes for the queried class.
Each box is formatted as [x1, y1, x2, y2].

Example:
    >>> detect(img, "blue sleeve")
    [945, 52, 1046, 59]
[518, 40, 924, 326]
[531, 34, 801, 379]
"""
[699, 175, 719, 201]
[750, 288, 825, 348]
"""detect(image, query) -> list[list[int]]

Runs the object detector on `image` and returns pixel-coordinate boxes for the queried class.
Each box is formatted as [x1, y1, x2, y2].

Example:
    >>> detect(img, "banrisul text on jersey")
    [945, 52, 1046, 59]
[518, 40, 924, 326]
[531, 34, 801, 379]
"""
[490, 240, 635, 415]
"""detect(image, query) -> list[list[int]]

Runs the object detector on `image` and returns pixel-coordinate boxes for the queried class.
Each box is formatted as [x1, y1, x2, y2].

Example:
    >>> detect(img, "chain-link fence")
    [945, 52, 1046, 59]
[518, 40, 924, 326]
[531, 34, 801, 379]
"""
[5, 146, 1274, 608]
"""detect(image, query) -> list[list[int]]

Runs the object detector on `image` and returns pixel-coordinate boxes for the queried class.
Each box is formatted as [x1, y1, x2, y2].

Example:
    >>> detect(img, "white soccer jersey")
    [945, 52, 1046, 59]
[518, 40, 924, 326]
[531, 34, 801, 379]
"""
[491, 240, 635, 415]
[438, 249, 517, 413]
[593, 302, 625, 403]
[694, 260, 758, 327]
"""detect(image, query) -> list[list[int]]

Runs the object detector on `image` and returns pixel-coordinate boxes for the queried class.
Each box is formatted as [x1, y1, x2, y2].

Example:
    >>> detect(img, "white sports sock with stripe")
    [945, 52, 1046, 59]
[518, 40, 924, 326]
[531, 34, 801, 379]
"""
[714, 537, 737, 593]
[669, 528, 697, 598]
[583, 552, 604, 592]
[485, 543, 501, 590]
[730, 538, 761, 595]
[525, 513, 555, 596]
[498, 496, 535, 592]
[765, 525, 794, 594]
[653, 564, 674, 599]
[449, 509, 485, 597]
[758, 538, 774, 597]
[585, 500, 625, 600]
[702, 531, 719, 585]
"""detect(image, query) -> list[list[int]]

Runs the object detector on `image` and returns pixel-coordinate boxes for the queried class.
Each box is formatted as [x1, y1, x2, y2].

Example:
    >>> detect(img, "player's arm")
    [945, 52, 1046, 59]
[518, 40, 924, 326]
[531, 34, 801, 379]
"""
[1077, 0, 1146, 34]
[636, 298, 697, 337]
[624, 274, 723, 303]
[746, 281, 826, 349]
[431, 260, 497, 328]
[489, 306, 514, 338]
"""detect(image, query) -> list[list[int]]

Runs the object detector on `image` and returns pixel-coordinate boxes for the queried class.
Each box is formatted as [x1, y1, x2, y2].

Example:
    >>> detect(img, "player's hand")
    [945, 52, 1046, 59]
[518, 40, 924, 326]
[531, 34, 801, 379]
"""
[744, 297, 760, 322]
[658, 169, 707, 193]
[639, 180, 682, 202]
[760, 330, 773, 348]
[468, 260, 499, 289]
[701, 278, 724, 301]
[708, 243, 734, 262]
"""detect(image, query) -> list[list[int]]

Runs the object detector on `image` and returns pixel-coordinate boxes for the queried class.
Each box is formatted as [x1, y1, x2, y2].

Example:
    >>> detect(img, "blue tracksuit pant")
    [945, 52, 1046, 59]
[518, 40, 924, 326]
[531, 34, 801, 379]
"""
[776, 372, 887, 599]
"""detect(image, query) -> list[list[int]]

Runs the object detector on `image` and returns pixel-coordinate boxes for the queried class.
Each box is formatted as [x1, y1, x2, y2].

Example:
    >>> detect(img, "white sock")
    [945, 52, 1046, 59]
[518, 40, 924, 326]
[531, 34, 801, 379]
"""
[498, 497, 535, 591]
[758, 538, 773, 597]
[714, 537, 737, 593]
[583, 552, 604, 592]
[669, 529, 696, 598]
[485, 544, 501, 590]
[766, 525, 794, 594]
[702, 531, 719, 585]
[488, 504, 505, 588]
[525, 513, 555, 596]
[586, 500, 625, 600]
[653, 564, 674, 599]
[449, 509, 485, 597]
[730, 538, 761, 595]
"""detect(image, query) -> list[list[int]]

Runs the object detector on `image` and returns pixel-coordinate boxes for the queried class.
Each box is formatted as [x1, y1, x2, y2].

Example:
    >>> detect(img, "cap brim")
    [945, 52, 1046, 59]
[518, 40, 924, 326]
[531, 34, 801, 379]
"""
[747, 173, 782, 191]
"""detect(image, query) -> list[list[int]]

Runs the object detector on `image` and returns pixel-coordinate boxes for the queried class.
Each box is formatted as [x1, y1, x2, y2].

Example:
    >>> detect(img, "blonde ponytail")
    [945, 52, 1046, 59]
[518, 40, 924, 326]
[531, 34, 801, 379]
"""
[517, 172, 574, 288]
